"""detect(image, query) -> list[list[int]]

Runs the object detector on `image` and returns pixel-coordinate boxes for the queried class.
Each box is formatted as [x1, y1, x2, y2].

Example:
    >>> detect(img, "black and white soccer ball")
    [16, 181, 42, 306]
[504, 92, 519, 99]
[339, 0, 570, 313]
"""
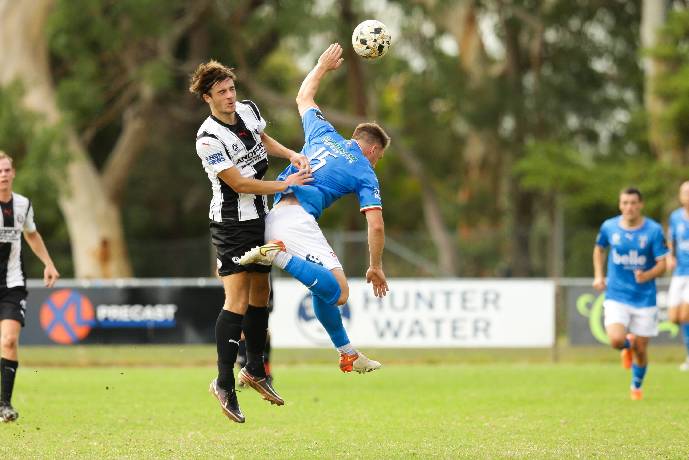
[352, 20, 391, 60]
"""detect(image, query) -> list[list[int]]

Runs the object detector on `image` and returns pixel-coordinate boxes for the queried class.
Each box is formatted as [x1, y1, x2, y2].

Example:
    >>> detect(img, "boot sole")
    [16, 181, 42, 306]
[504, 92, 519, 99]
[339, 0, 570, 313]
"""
[208, 381, 245, 423]
[238, 369, 285, 406]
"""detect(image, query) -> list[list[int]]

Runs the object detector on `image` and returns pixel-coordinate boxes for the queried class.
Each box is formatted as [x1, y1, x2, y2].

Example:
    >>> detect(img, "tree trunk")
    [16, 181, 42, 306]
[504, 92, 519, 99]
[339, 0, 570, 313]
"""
[0, 0, 133, 277]
[641, 0, 677, 164]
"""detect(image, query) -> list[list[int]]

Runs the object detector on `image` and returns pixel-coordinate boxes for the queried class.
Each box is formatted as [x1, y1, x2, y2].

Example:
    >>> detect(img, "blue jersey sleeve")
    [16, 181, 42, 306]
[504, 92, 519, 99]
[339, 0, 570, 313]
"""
[357, 168, 382, 213]
[595, 223, 609, 248]
[652, 225, 669, 260]
[302, 107, 337, 144]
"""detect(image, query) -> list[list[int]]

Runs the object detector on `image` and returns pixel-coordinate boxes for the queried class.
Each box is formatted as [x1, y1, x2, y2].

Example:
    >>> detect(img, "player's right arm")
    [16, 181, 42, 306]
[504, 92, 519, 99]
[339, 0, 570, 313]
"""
[364, 209, 389, 298]
[217, 167, 311, 194]
[296, 43, 344, 117]
[593, 224, 608, 292]
[197, 135, 312, 194]
[593, 246, 607, 292]
[666, 219, 677, 272]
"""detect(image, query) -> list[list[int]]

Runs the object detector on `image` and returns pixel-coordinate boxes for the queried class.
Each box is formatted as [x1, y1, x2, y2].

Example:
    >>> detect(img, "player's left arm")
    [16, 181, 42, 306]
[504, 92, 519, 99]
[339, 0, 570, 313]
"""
[364, 209, 389, 298]
[296, 43, 343, 117]
[261, 132, 309, 170]
[635, 226, 669, 283]
[23, 230, 59, 288]
[634, 258, 666, 284]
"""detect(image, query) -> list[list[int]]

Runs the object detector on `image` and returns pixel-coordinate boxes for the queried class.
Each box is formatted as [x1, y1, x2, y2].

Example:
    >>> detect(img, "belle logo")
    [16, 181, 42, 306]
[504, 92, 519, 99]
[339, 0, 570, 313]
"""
[40, 290, 96, 344]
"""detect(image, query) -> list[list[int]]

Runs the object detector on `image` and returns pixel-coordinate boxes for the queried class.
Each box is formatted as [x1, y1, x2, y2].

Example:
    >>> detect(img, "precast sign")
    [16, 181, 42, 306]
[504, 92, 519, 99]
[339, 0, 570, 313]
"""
[271, 279, 556, 348]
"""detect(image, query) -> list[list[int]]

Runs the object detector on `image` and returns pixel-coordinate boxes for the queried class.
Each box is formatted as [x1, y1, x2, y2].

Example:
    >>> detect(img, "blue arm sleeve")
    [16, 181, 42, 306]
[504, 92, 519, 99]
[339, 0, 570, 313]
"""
[357, 168, 383, 213]
[653, 226, 669, 260]
[302, 107, 337, 144]
[595, 223, 609, 248]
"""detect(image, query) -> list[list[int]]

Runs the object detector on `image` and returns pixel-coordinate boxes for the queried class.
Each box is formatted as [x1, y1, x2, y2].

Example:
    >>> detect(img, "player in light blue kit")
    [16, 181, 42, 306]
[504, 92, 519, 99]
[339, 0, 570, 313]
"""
[665, 181, 689, 371]
[240, 43, 390, 373]
[593, 187, 668, 400]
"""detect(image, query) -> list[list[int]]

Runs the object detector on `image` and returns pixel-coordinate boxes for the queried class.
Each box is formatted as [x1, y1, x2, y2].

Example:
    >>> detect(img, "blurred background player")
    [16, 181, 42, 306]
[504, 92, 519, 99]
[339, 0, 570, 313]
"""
[240, 43, 390, 373]
[665, 181, 689, 371]
[593, 187, 668, 400]
[0, 151, 59, 423]
[189, 60, 311, 423]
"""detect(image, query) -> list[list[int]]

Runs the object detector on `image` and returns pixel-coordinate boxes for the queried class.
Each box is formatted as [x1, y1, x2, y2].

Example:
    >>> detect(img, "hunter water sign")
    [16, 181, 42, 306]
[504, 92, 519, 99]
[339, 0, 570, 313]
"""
[271, 279, 555, 348]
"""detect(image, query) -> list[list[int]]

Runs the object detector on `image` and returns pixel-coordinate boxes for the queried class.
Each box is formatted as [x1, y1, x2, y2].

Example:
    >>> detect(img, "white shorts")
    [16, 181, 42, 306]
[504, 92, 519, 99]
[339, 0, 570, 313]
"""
[668, 276, 689, 308]
[603, 300, 658, 337]
[265, 205, 342, 271]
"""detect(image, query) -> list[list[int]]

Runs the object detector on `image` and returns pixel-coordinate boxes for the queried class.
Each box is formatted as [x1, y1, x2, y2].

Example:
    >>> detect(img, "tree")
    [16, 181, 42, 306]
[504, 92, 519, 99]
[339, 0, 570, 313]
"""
[0, 0, 209, 277]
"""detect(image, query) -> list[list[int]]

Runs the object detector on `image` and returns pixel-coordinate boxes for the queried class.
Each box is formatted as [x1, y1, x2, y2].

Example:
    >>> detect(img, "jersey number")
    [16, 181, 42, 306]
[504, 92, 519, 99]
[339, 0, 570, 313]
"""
[308, 147, 338, 173]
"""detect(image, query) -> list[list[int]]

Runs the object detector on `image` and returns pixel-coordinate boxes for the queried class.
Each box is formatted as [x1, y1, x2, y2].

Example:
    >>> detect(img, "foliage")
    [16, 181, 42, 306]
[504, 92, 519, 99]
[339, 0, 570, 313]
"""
[0, 83, 73, 275]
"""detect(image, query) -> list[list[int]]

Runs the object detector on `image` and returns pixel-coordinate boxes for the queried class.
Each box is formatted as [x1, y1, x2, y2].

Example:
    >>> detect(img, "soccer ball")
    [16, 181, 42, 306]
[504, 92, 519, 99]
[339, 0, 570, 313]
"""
[352, 20, 391, 60]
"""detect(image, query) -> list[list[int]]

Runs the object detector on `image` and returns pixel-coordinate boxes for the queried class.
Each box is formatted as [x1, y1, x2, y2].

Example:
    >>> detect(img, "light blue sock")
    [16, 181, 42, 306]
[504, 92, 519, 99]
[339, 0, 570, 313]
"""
[284, 256, 341, 305]
[631, 364, 647, 389]
[312, 295, 350, 348]
[682, 323, 689, 355]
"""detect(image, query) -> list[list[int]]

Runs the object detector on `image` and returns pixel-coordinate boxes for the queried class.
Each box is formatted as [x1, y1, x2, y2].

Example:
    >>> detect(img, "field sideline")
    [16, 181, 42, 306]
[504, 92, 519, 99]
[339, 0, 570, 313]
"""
[0, 346, 687, 459]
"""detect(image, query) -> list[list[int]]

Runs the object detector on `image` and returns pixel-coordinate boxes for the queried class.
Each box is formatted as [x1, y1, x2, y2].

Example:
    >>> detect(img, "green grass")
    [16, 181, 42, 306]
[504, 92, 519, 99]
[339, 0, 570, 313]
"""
[1, 360, 688, 458]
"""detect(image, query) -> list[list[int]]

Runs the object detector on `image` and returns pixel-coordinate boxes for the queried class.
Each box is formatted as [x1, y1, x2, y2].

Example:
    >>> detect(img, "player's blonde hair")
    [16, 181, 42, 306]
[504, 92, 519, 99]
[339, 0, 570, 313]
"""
[0, 151, 14, 166]
[188, 60, 237, 98]
[353, 123, 391, 150]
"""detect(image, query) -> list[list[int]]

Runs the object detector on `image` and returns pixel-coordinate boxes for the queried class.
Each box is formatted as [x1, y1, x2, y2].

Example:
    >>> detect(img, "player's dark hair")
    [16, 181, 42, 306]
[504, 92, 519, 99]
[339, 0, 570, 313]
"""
[620, 187, 643, 201]
[188, 60, 237, 98]
[353, 123, 391, 149]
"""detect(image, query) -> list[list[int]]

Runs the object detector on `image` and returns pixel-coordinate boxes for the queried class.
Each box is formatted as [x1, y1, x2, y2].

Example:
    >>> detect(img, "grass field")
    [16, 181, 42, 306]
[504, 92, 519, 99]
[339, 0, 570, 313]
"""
[0, 346, 688, 459]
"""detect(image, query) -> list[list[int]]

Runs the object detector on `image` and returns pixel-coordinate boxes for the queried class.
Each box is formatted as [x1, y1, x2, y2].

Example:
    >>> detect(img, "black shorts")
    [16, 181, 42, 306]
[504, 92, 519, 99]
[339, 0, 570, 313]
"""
[0, 287, 28, 327]
[210, 219, 271, 276]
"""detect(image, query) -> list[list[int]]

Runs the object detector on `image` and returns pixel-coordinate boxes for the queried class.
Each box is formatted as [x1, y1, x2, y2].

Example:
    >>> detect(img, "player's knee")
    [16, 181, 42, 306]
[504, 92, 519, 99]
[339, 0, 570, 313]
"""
[668, 308, 681, 324]
[609, 336, 626, 349]
[679, 308, 689, 323]
[1, 334, 18, 352]
[336, 284, 349, 306]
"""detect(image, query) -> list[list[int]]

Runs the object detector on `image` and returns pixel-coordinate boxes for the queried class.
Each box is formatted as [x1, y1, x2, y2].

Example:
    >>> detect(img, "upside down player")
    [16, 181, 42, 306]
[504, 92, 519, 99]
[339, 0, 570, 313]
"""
[240, 43, 390, 373]
[593, 188, 668, 400]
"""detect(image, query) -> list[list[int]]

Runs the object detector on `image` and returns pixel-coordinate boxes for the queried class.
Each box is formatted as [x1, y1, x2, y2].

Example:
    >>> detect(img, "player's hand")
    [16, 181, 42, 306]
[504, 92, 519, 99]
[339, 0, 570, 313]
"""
[592, 276, 606, 292]
[317, 43, 344, 71]
[289, 151, 310, 172]
[366, 266, 389, 298]
[44, 264, 60, 288]
[634, 269, 651, 284]
[666, 255, 676, 272]
[284, 168, 313, 187]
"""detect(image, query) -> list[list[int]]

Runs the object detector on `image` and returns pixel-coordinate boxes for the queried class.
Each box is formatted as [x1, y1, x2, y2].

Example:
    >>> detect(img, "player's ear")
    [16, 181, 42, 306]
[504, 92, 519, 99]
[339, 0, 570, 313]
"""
[202, 93, 212, 104]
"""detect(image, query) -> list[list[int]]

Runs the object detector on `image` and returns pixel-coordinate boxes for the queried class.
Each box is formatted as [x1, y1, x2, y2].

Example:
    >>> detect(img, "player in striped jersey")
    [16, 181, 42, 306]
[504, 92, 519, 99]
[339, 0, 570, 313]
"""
[240, 43, 390, 374]
[0, 151, 59, 422]
[189, 60, 311, 423]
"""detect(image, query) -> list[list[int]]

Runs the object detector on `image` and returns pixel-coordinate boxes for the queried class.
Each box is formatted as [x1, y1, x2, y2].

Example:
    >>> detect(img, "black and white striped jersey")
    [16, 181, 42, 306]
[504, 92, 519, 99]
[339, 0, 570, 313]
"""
[195, 100, 270, 223]
[0, 193, 36, 288]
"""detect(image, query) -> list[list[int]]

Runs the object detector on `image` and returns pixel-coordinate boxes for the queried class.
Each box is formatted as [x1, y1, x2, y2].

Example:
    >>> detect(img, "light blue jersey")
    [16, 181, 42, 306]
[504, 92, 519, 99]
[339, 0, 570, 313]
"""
[273, 108, 382, 220]
[596, 216, 668, 307]
[668, 208, 689, 276]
